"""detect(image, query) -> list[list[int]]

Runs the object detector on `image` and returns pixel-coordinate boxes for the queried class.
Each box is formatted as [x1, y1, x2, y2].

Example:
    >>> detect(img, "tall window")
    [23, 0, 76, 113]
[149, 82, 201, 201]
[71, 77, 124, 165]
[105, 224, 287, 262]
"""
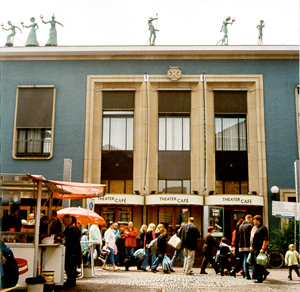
[158, 91, 191, 194]
[101, 91, 134, 194]
[214, 91, 248, 194]
[13, 86, 55, 159]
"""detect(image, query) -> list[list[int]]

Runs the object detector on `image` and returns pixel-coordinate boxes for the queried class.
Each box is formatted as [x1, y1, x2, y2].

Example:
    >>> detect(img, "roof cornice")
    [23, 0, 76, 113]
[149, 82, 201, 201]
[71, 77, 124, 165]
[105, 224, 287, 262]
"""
[0, 45, 298, 60]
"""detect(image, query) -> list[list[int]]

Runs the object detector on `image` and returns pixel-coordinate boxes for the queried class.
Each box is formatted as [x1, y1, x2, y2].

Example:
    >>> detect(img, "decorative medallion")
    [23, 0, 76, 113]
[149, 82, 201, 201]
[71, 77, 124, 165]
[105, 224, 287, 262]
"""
[167, 66, 182, 81]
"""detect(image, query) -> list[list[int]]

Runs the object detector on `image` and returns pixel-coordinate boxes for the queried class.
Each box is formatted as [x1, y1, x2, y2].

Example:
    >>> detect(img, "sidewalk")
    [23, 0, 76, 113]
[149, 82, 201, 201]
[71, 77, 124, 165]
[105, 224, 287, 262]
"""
[51, 266, 300, 292]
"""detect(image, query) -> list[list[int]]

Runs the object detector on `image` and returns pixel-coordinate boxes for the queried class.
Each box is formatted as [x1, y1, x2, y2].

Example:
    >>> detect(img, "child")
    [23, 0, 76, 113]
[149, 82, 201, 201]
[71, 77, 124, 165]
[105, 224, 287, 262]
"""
[81, 229, 91, 265]
[219, 237, 232, 276]
[285, 244, 299, 280]
[151, 227, 169, 273]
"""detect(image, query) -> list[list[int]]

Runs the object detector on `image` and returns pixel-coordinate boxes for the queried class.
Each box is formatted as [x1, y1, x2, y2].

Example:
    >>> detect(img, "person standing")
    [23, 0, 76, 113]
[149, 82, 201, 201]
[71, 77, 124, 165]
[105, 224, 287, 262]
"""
[170, 222, 185, 272]
[151, 228, 169, 273]
[123, 222, 137, 259]
[113, 222, 121, 266]
[233, 214, 253, 279]
[137, 224, 147, 270]
[101, 222, 119, 271]
[50, 210, 64, 242]
[179, 217, 200, 275]
[250, 215, 269, 283]
[141, 223, 157, 271]
[62, 214, 81, 288]
[219, 237, 232, 276]
[89, 224, 102, 260]
[285, 243, 300, 280]
[81, 229, 91, 265]
[200, 226, 220, 274]
[1, 204, 22, 232]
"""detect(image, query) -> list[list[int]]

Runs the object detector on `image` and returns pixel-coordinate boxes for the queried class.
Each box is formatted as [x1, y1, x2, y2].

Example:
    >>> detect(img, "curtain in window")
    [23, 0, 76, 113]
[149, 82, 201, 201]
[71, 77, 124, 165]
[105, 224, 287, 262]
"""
[239, 118, 247, 150]
[17, 129, 26, 153]
[102, 118, 110, 150]
[167, 118, 182, 150]
[27, 129, 42, 153]
[158, 118, 166, 150]
[126, 118, 134, 150]
[215, 118, 222, 151]
[110, 118, 126, 150]
[43, 130, 52, 154]
[183, 118, 190, 150]
[223, 118, 239, 151]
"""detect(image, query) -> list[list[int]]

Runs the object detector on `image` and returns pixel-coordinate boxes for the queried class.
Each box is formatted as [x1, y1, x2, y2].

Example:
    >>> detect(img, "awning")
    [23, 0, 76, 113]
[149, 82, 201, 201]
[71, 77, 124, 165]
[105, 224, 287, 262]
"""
[27, 174, 106, 199]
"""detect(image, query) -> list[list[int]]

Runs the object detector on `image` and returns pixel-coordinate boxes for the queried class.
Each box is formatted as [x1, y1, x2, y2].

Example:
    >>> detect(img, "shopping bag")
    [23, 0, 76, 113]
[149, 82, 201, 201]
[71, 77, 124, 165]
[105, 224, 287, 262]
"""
[93, 249, 98, 259]
[148, 238, 158, 254]
[162, 255, 172, 272]
[256, 253, 268, 267]
[167, 234, 181, 249]
[99, 248, 110, 262]
[133, 248, 146, 260]
[247, 253, 251, 265]
[215, 250, 220, 263]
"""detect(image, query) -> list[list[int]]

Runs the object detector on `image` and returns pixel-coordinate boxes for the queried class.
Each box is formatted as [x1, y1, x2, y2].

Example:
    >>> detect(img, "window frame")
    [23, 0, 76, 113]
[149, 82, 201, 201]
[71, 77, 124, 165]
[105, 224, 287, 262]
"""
[12, 85, 56, 160]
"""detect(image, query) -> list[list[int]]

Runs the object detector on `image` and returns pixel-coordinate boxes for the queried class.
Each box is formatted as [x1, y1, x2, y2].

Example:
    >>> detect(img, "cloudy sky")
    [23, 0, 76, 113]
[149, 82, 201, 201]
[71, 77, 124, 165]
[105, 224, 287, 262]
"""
[0, 0, 298, 47]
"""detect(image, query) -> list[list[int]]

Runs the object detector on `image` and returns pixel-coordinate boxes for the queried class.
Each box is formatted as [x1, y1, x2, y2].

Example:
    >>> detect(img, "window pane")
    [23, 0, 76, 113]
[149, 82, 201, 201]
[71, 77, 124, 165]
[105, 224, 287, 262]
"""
[118, 208, 131, 224]
[43, 130, 52, 154]
[111, 118, 126, 150]
[158, 180, 166, 194]
[126, 118, 134, 150]
[223, 118, 239, 151]
[183, 118, 190, 150]
[160, 208, 173, 235]
[125, 180, 133, 194]
[167, 181, 182, 194]
[175, 208, 189, 231]
[159, 118, 166, 150]
[167, 118, 182, 150]
[27, 129, 42, 153]
[17, 129, 26, 153]
[102, 118, 110, 150]
[102, 208, 115, 223]
[215, 118, 222, 150]
[110, 180, 124, 193]
[239, 118, 247, 151]
[183, 180, 190, 194]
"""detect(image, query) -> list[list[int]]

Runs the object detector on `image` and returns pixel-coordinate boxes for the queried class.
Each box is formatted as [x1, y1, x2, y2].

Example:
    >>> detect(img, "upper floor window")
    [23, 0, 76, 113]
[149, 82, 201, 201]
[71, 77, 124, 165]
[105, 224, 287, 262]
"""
[13, 86, 56, 159]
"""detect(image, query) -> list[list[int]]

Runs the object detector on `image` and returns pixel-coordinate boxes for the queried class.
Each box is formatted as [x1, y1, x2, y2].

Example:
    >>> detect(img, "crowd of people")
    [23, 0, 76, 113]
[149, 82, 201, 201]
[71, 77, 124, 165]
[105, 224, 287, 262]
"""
[1, 204, 299, 289]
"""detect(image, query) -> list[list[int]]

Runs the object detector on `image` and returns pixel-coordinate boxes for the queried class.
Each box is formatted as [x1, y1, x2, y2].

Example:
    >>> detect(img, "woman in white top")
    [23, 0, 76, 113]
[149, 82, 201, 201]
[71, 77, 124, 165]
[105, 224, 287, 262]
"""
[101, 222, 119, 271]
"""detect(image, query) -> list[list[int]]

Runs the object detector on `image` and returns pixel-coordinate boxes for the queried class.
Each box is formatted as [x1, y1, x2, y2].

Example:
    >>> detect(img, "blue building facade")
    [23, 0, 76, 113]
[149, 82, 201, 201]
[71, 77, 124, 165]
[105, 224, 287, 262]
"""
[0, 46, 299, 239]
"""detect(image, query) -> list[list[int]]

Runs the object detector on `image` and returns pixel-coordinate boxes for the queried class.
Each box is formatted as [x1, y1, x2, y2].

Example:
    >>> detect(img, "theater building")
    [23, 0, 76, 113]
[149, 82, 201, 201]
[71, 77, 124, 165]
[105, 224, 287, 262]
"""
[0, 45, 298, 240]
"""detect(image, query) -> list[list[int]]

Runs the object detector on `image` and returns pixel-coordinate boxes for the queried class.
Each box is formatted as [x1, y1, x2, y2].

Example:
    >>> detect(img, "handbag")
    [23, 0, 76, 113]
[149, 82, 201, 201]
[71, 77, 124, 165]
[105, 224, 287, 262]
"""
[162, 255, 172, 272]
[93, 248, 98, 259]
[168, 234, 181, 249]
[99, 248, 110, 262]
[133, 248, 146, 260]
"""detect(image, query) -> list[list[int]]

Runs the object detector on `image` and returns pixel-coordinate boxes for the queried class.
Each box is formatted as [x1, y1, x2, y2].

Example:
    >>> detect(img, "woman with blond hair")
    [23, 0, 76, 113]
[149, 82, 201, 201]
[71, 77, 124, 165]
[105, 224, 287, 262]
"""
[140, 223, 157, 271]
[137, 224, 147, 270]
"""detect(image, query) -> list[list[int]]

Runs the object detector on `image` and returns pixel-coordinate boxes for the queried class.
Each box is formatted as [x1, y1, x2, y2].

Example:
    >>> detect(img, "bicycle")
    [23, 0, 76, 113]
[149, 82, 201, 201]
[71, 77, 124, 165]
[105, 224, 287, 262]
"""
[265, 244, 284, 268]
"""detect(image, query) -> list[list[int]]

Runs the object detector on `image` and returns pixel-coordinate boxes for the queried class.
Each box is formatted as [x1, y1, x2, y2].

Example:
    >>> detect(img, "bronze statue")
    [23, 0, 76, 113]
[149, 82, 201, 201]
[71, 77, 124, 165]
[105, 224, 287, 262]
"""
[1, 21, 22, 47]
[41, 14, 63, 46]
[21, 17, 39, 46]
[257, 20, 265, 45]
[220, 16, 235, 45]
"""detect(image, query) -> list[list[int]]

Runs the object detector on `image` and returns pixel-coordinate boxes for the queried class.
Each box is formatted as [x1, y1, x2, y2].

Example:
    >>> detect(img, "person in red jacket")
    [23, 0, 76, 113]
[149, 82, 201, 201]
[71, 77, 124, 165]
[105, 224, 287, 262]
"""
[123, 222, 137, 259]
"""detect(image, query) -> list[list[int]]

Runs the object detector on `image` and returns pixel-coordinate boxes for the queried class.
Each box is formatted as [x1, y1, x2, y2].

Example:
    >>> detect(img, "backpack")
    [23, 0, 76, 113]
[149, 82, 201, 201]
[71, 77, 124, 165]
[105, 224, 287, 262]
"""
[148, 238, 158, 253]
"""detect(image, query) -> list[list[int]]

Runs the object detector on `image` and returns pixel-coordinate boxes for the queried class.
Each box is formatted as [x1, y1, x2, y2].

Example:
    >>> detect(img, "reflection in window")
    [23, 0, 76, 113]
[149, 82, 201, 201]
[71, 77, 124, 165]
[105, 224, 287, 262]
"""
[158, 180, 190, 194]
[215, 117, 246, 151]
[159, 117, 190, 150]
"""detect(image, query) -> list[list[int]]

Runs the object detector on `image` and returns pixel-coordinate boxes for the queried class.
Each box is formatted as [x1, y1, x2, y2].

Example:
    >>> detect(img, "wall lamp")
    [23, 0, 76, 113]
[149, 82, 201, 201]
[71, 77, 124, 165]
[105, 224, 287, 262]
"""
[134, 190, 140, 195]
[150, 190, 156, 194]
[193, 190, 198, 195]
[271, 186, 279, 200]
[209, 191, 215, 195]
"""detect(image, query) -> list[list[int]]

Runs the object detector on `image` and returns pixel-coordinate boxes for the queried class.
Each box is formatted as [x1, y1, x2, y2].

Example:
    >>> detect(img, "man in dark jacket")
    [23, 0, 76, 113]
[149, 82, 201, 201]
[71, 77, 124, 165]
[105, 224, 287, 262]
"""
[251, 215, 269, 283]
[200, 226, 220, 274]
[62, 214, 82, 288]
[1, 204, 22, 232]
[179, 217, 200, 275]
[150, 228, 168, 273]
[235, 214, 253, 279]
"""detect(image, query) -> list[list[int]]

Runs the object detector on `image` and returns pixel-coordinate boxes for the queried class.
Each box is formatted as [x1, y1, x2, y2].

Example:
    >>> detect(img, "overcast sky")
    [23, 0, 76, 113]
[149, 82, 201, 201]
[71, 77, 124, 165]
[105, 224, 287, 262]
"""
[0, 0, 299, 47]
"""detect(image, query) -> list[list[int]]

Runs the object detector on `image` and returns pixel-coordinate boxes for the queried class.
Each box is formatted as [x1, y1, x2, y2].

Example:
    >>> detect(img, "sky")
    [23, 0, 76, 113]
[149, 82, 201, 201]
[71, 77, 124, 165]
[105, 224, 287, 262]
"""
[0, 0, 299, 47]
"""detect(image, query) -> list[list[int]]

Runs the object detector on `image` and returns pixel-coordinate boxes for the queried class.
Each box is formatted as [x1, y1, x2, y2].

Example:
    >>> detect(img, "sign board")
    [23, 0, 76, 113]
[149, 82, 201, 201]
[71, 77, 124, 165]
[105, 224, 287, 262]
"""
[203, 206, 224, 237]
[272, 201, 300, 220]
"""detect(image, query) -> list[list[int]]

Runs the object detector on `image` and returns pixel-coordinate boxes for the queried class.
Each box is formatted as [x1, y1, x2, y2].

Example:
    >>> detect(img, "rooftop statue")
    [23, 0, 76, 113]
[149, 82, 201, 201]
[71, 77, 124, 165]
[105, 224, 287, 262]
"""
[257, 20, 265, 45]
[21, 17, 39, 46]
[148, 16, 159, 46]
[40, 14, 63, 46]
[220, 16, 235, 45]
[1, 21, 22, 47]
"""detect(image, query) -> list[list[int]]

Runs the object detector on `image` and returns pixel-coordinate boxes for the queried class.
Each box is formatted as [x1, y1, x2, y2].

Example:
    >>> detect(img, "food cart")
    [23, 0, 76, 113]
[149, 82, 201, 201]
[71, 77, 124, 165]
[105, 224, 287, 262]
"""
[0, 174, 106, 289]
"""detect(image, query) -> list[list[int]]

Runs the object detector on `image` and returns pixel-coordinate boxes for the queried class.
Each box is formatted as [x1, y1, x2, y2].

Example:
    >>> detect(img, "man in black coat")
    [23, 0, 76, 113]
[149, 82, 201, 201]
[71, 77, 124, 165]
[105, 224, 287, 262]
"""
[200, 226, 220, 274]
[62, 214, 82, 288]
[179, 217, 200, 275]
[1, 204, 22, 232]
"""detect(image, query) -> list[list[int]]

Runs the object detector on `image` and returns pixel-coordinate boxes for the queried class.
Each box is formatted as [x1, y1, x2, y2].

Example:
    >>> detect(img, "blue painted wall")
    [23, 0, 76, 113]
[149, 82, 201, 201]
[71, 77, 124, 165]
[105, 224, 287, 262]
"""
[0, 59, 299, 230]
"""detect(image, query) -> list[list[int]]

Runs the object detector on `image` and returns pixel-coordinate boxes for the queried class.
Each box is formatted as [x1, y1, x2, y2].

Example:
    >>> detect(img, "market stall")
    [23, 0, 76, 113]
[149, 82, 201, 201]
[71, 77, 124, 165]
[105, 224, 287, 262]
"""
[0, 173, 106, 288]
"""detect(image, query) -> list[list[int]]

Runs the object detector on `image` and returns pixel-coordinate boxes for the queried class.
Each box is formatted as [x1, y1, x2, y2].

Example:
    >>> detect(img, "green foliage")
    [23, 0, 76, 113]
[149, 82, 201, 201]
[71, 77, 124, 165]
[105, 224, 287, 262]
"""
[270, 220, 299, 253]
